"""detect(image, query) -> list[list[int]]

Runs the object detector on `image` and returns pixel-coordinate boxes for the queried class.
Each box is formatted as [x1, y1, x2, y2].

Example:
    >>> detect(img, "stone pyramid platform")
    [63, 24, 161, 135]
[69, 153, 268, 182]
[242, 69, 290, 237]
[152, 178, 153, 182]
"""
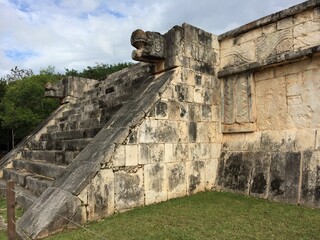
[1, 1, 320, 238]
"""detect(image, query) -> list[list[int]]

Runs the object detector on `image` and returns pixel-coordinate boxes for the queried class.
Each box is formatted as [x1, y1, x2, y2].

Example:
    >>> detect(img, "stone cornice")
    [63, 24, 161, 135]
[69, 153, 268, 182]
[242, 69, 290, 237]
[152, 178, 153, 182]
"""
[219, 0, 320, 40]
[218, 45, 320, 78]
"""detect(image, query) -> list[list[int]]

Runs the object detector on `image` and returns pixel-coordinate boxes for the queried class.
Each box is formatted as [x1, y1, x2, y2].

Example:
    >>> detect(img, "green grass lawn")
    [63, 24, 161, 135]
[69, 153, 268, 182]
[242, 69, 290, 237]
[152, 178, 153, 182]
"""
[1, 191, 320, 239]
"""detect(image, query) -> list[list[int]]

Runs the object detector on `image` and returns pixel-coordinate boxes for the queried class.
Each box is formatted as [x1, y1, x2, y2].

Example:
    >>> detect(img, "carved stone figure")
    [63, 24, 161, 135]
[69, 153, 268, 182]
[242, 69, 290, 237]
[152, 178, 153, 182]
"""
[131, 29, 167, 63]
[44, 80, 66, 99]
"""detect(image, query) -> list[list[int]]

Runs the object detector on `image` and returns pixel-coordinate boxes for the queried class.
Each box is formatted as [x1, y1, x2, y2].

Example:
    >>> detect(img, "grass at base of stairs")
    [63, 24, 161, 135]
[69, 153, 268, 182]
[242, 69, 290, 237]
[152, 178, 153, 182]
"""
[0, 195, 24, 240]
[44, 191, 320, 240]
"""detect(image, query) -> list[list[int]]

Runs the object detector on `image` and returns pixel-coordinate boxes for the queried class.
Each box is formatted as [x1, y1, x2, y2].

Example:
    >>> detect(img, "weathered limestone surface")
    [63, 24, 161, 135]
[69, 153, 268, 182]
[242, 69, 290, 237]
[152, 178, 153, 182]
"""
[217, 0, 320, 208]
[220, 1, 320, 70]
[0, 1, 320, 239]
[7, 23, 221, 239]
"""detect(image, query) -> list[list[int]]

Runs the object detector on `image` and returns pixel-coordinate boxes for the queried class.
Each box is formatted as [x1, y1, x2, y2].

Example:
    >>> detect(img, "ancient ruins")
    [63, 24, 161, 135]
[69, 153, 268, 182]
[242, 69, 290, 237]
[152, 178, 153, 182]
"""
[0, 0, 320, 238]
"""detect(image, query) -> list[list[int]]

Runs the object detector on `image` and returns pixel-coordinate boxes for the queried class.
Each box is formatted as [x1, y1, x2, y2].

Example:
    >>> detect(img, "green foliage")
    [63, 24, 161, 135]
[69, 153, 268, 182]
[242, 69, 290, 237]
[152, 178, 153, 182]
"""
[0, 81, 6, 100]
[0, 74, 59, 142]
[0, 66, 33, 83]
[39, 65, 57, 76]
[65, 62, 133, 80]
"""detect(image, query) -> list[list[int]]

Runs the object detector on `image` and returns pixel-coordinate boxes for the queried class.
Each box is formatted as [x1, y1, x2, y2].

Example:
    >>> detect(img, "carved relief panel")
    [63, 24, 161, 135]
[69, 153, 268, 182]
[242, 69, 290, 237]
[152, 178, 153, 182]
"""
[222, 74, 256, 133]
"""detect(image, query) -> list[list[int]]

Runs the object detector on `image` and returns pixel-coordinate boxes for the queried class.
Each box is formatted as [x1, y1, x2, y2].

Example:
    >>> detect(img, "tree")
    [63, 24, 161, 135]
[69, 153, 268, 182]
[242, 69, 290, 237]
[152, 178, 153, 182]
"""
[40, 65, 59, 76]
[65, 62, 133, 80]
[0, 80, 10, 150]
[0, 66, 33, 83]
[0, 74, 60, 148]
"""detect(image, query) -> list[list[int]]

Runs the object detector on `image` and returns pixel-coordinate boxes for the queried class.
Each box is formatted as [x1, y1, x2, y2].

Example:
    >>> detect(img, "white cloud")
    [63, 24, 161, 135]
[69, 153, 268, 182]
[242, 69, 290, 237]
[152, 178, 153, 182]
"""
[0, 0, 306, 76]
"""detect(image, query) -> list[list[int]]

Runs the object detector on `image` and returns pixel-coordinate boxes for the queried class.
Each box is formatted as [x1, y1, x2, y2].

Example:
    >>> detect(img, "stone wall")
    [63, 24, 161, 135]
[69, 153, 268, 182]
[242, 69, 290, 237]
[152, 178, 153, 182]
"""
[16, 24, 222, 238]
[217, 0, 320, 207]
[76, 24, 222, 221]
[6, 1, 320, 238]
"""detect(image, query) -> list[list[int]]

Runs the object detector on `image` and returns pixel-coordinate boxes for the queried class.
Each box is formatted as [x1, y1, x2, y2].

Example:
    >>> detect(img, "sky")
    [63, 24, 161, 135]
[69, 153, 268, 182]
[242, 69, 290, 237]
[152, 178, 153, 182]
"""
[0, 0, 306, 76]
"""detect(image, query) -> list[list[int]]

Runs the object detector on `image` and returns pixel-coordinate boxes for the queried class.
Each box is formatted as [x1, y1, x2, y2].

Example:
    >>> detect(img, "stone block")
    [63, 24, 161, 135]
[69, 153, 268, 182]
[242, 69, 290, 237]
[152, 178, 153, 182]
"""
[220, 37, 234, 51]
[167, 162, 187, 199]
[286, 72, 303, 96]
[249, 152, 271, 199]
[26, 176, 52, 195]
[155, 101, 169, 119]
[125, 145, 139, 166]
[186, 160, 206, 194]
[17, 187, 82, 239]
[161, 85, 174, 101]
[156, 120, 179, 143]
[12, 159, 66, 179]
[87, 169, 114, 220]
[200, 143, 211, 160]
[205, 159, 218, 190]
[174, 84, 189, 102]
[138, 119, 158, 143]
[301, 150, 320, 207]
[277, 17, 293, 30]
[295, 129, 316, 150]
[211, 34, 219, 50]
[114, 169, 144, 211]
[173, 143, 189, 161]
[211, 106, 221, 122]
[164, 143, 174, 163]
[77, 186, 88, 205]
[222, 133, 245, 152]
[220, 40, 256, 69]
[293, 21, 320, 49]
[256, 77, 288, 130]
[218, 151, 252, 194]
[294, 9, 313, 24]
[178, 102, 189, 121]
[209, 143, 222, 159]
[243, 132, 262, 151]
[167, 100, 179, 120]
[201, 104, 212, 121]
[188, 103, 201, 122]
[196, 122, 217, 143]
[144, 163, 167, 205]
[294, 21, 320, 37]
[245, 28, 263, 42]
[274, 61, 303, 77]
[139, 143, 164, 164]
[254, 68, 274, 82]
[188, 143, 201, 161]
[55, 161, 102, 195]
[193, 86, 204, 103]
[260, 131, 285, 152]
[178, 121, 189, 143]
[127, 129, 138, 144]
[269, 152, 301, 204]
[262, 23, 277, 34]
[3, 169, 32, 187]
[276, 34, 293, 54]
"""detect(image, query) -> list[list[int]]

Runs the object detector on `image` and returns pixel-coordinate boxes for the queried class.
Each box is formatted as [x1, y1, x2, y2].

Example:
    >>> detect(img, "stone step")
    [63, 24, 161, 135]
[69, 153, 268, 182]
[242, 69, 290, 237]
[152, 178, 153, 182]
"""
[3, 169, 53, 195]
[40, 128, 101, 141]
[12, 159, 66, 179]
[22, 150, 77, 164]
[27, 139, 92, 151]
[62, 108, 76, 118]
[0, 179, 38, 210]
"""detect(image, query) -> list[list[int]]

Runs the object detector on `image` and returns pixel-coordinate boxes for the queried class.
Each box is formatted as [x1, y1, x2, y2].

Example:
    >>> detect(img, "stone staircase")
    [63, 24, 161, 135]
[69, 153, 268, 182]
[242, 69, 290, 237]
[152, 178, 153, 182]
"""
[0, 63, 152, 210]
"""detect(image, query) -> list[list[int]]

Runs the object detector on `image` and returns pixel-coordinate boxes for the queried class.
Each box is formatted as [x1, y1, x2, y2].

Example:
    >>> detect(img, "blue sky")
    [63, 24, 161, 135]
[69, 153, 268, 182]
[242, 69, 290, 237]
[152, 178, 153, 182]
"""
[0, 0, 306, 76]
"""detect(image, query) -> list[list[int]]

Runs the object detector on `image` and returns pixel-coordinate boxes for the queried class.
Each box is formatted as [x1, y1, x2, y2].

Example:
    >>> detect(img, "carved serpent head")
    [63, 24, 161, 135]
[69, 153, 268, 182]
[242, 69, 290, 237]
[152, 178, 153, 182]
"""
[131, 29, 167, 63]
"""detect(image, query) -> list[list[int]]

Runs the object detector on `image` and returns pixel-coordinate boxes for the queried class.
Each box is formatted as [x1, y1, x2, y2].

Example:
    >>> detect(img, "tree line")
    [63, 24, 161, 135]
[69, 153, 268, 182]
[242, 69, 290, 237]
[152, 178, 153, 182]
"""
[0, 62, 132, 153]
